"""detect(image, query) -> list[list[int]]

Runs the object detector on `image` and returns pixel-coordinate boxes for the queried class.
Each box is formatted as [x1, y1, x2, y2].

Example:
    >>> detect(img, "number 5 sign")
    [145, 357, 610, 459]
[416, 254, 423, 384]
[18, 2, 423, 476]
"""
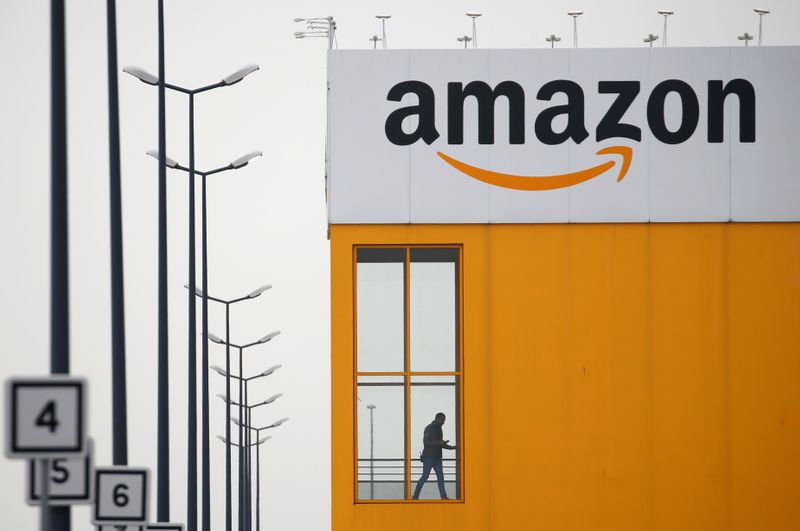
[93, 467, 150, 525]
[4, 376, 87, 458]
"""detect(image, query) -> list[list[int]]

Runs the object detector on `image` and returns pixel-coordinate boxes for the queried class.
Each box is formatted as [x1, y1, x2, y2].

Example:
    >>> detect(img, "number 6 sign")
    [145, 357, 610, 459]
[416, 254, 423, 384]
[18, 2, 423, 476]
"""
[93, 467, 150, 525]
[4, 376, 87, 458]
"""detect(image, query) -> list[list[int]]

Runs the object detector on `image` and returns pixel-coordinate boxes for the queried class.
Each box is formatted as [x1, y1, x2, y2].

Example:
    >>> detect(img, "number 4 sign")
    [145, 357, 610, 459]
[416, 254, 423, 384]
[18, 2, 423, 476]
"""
[4, 376, 88, 458]
[93, 467, 150, 525]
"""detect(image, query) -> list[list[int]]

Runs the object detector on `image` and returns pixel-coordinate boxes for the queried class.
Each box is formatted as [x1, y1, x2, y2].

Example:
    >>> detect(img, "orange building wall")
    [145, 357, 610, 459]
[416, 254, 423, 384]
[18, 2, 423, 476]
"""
[330, 223, 800, 531]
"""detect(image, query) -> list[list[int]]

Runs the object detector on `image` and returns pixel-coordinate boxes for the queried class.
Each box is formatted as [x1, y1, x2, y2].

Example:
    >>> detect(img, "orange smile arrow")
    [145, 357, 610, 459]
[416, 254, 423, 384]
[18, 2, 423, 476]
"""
[437, 145, 633, 191]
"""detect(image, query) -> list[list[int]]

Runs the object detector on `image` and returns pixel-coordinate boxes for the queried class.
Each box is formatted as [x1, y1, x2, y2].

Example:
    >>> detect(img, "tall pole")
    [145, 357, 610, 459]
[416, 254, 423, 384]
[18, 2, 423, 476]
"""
[107, 0, 128, 469]
[187, 93, 198, 531]
[245, 383, 252, 531]
[471, 17, 477, 48]
[256, 444, 261, 531]
[238, 347, 244, 531]
[49, 1, 70, 530]
[367, 405, 375, 500]
[381, 18, 387, 49]
[156, 0, 171, 521]
[201, 173, 211, 531]
[225, 305, 232, 531]
[573, 16, 578, 48]
[662, 14, 667, 47]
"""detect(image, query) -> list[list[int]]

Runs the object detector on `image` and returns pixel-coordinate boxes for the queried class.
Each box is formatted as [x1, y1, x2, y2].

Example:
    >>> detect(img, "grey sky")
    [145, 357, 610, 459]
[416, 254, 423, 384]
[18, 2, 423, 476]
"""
[1, 0, 798, 529]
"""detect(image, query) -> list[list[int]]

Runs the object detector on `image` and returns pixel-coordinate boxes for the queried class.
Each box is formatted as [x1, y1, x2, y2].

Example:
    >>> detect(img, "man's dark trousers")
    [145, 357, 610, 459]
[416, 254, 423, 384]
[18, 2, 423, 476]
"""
[413, 457, 447, 499]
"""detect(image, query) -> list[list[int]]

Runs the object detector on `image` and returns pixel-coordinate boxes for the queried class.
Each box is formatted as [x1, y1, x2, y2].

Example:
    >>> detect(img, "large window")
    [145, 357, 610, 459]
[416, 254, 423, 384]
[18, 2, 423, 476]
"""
[355, 246, 462, 502]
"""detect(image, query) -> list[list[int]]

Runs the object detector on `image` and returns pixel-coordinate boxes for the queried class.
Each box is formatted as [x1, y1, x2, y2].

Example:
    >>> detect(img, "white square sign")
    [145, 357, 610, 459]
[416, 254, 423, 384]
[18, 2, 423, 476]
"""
[27, 439, 94, 505]
[93, 467, 150, 525]
[5, 376, 87, 458]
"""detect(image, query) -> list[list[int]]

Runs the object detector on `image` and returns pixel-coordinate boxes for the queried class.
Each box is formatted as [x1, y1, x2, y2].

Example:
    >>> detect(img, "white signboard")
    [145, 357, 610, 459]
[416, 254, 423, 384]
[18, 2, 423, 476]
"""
[5, 377, 87, 458]
[27, 439, 94, 505]
[93, 467, 150, 526]
[328, 47, 800, 223]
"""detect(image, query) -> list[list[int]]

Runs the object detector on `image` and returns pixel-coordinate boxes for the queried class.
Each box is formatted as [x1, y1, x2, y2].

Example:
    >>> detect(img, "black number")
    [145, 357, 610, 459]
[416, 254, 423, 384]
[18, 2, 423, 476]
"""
[35, 401, 59, 433]
[51, 459, 69, 484]
[113, 484, 129, 507]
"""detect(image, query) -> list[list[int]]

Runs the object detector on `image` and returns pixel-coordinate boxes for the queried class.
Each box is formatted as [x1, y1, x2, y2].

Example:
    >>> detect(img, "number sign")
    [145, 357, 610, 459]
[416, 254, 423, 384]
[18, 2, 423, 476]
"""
[5, 377, 87, 458]
[93, 467, 149, 525]
[27, 439, 94, 505]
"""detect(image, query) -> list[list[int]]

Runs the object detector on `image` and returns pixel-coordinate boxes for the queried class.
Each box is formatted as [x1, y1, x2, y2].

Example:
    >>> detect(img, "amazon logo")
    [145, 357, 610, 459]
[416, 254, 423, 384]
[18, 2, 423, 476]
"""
[384, 79, 755, 190]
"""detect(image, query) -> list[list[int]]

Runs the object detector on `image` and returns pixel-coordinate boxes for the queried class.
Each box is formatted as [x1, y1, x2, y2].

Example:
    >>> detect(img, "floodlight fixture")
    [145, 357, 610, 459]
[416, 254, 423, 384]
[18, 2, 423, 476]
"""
[259, 330, 281, 344]
[375, 14, 391, 48]
[644, 33, 660, 47]
[146, 150, 179, 169]
[222, 64, 259, 86]
[545, 34, 561, 48]
[122, 66, 159, 85]
[457, 35, 473, 49]
[738, 32, 754, 46]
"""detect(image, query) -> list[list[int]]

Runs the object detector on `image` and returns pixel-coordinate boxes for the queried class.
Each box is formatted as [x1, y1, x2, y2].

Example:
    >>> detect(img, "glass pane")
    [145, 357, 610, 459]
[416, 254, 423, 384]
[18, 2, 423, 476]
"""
[409, 377, 460, 500]
[357, 379, 406, 500]
[357, 250, 405, 372]
[410, 250, 458, 372]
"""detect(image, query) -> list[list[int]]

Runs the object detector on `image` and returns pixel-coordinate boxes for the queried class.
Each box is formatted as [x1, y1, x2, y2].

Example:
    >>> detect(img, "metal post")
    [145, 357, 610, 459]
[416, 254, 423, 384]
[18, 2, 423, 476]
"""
[256, 444, 261, 531]
[187, 93, 198, 531]
[107, 0, 128, 470]
[238, 347, 244, 531]
[367, 405, 375, 500]
[41, 459, 50, 531]
[201, 172, 211, 531]
[156, 0, 171, 521]
[225, 305, 232, 531]
[50, 1, 70, 530]
[471, 17, 477, 48]
[381, 18, 387, 49]
[244, 381, 250, 531]
[573, 16, 578, 48]
[663, 15, 667, 47]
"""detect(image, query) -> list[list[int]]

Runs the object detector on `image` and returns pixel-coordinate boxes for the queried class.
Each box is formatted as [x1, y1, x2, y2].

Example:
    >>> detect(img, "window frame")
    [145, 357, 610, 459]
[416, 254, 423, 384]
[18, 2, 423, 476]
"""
[353, 244, 464, 504]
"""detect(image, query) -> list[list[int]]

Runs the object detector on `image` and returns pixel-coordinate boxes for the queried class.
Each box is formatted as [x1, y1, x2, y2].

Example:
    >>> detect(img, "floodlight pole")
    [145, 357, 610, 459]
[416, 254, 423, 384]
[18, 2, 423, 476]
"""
[546, 34, 560, 48]
[49, 3, 70, 531]
[156, 0, 171, 522]
[367, 404, 376, 500]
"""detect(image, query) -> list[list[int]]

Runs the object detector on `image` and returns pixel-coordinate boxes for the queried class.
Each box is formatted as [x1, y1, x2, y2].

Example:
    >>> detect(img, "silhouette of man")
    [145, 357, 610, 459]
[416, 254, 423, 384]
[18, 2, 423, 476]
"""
[412, 412, 456, 500]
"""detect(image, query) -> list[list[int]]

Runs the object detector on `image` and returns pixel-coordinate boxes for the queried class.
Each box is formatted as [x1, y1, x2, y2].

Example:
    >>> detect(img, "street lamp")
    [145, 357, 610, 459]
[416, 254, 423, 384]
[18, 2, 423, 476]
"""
[366, 404, 376, 500]
[209, 331, 280, 531]
[466, 12, 481, 48]
[456, 35, 473, 49]
[738, 32, 754, 46]
[567, 10, 583, 48]
[644, 33, 660, 47]
[657, 10, 674, 47]
[127, 63, 259, 531]
[754, 8, 770, 46]
[545, 34, 561, 48]
[233, 417, 289, 531]
[376, 14, 391, 49]
[369, 35, 382, 49]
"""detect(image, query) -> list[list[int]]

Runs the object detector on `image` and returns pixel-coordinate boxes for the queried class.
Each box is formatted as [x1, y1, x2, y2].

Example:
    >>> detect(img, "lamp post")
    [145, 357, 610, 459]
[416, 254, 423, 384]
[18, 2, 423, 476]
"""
[188, 285, 272, 531]
[466, 12, 481, 48]
[567, 11, 583, 48]
[657, 10, 674, 47]
[140, 148, 259, 531]
[233, 417, 289, 531]
[545, 34, 561, 48]
[366, 404, 376, 500]
[49, 1, 70, 530]
[456, 35, 472, 48]
[754, 9, 770, 46]
[369, 35, 382, 49]
[210, 331, 281, 531]
[644, 33, 660, 47]
[738, 32, 754, 46]
[375, 14, 391, 49]
[213, 367, 282, 531]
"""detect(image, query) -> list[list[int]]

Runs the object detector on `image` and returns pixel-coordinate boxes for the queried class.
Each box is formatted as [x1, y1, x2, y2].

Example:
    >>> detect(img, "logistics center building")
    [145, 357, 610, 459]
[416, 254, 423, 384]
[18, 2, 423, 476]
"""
[326, 47, 799, 530]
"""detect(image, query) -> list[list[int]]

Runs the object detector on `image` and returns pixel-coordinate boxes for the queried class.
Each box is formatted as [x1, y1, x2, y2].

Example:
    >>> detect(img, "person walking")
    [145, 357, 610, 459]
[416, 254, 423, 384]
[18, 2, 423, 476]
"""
[412, 412, 456, 500]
